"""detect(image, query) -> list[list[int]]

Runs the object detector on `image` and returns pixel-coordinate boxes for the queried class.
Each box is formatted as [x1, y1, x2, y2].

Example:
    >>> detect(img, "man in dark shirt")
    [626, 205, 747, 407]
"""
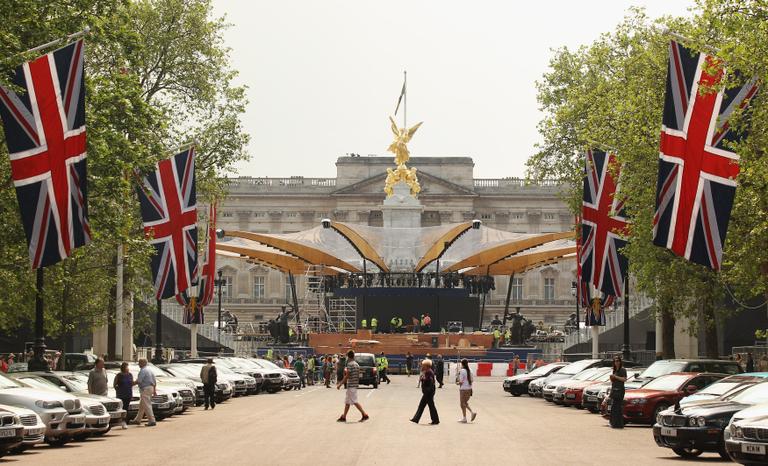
[434, 354, 445, 388]
[406, 352, 414, 377]
[609, 356, 627, 428]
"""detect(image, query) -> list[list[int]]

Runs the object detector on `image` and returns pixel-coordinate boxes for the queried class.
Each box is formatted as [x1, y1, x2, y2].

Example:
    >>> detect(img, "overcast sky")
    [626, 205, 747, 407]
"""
[212, 0, 695, 179]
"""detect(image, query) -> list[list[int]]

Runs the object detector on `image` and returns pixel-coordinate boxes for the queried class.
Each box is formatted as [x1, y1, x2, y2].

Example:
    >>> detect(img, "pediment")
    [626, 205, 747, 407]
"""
[332, 170, 476, 196]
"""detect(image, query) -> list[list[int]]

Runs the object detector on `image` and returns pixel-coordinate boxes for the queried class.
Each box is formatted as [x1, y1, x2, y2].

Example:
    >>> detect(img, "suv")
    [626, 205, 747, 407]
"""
[352, 353, 378, 388]
[633, 359, 742, 387]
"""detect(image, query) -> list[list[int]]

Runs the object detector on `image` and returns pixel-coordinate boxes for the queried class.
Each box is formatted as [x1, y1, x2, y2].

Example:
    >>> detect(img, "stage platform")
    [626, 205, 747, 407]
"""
[308, 330, 493, 358]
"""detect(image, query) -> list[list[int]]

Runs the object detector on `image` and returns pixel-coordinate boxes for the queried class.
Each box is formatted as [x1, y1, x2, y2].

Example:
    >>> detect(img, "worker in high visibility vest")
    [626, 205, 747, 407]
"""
[376, 352, 391, 384]
[361, 318, 367, 330]
[504, 327, 511, 346]
[266, 348, 273, 361]
[390, 316, 399, 334]
[370, 317, 378, 334]
[493, 328, 501, 348]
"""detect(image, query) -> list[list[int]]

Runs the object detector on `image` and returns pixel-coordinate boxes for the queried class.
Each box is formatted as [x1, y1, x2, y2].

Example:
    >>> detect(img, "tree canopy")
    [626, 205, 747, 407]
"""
[0, 0, 249, 339]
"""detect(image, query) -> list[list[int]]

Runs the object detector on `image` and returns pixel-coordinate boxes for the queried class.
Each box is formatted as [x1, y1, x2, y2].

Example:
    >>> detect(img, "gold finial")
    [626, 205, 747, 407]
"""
[385, 116, 422, 197]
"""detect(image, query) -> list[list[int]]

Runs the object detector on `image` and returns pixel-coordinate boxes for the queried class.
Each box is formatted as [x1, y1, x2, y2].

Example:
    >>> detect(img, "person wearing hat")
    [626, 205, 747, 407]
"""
[376, 352, 390, 385]
[200, 358, 218, 410]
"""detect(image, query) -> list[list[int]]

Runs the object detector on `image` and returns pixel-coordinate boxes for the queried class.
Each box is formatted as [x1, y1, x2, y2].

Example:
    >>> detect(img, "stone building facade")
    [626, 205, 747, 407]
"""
[216, 156, 578, 329]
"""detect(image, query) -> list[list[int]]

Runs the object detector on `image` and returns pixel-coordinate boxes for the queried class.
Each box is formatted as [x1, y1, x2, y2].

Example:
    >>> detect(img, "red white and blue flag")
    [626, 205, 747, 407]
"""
[580, 149, 629, 299]
[176, 202, 216, 324]
[137, 147, 198, 300]
[653, 40, 757, 270]
[0, 39, 89, 268]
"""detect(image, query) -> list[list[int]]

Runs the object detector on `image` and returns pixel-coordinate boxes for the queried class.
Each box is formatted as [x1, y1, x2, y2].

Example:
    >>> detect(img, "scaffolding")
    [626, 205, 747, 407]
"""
[301, 265, 329, 333]
[327, 298, 357, 333]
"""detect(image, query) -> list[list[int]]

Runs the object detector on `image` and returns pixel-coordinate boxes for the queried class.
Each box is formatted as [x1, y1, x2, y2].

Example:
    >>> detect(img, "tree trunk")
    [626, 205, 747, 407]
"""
[662, 308, 675, 359]
[703, 299, 719, 358]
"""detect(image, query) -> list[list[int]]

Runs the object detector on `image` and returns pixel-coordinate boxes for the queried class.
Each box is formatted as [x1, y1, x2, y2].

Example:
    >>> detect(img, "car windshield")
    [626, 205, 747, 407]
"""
[17, 376, 60, 391]
[526, 364, 560, 377]
[0, 374, 20, 389]
[168, 365, 199, 378]
[588, 369, 612, 381]
[641, 374, 689, 391]
[559, 360, 598, 375]
[699, 381, 743, 396]
[728, 382, 768, 404]
[355, 355, 375, 367]
[254, 359, 280, 370]
[639, 361, 687, 379]
[572, 369, 600, 381]
[62, 375, 89, 392]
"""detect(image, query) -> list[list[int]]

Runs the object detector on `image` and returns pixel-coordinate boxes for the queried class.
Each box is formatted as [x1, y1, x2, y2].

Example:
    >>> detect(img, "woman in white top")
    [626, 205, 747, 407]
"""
[458, 358, 477, 423]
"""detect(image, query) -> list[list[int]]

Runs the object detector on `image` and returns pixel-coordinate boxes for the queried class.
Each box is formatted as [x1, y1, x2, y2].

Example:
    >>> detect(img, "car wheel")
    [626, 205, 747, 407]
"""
[717, 444, 731, 460]
[74, 433, 89, 442]
[512, 393, 521, 397]
[46, 437, 68, 447]
[652, 403, 669, 422]
[373, 381, 379, 389]
[672, 447, 702, 458]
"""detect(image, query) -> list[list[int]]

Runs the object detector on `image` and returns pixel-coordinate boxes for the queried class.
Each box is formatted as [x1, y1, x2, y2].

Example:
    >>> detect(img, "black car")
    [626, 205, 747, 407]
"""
[503, 362, 568, 396]
[353, 353, 378, 388]
[653, 380, 768, 459]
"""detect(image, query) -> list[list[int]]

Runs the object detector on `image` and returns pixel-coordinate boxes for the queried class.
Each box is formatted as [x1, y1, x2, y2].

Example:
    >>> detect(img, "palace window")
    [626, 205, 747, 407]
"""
[480, 213, 492, 220]
[543, 213, 556, 221]
[544, 277, 555, 301]
[253, 276, 265, 299]
[511, 277, 524, 301]
[221, 275, 233, 299]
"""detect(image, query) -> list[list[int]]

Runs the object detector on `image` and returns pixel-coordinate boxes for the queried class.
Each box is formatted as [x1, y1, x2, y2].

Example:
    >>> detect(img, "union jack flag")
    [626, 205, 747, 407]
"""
[137, 147, 197, 300]
[0, 39, 89, 268]
[175, 203, 216, 324]
[580, 149, 629, 299]
[653, 40, 757, 270]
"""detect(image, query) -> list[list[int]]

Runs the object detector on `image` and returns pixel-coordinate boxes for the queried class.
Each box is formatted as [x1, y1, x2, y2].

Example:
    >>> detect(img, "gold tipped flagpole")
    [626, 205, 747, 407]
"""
[22, 26, 91, 56]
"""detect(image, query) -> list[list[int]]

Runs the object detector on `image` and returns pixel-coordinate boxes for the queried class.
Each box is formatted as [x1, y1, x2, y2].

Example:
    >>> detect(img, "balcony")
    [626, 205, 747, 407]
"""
[228, 177, 337, 194]
[472, 178, 565, 194]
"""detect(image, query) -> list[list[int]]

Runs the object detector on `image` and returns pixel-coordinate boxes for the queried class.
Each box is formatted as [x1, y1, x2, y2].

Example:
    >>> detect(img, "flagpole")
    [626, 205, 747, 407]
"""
[153, 298, 165, 364]
[403, 70, 407, 129]
[28, 268, 49, 371]
[22, 26, 91, 56]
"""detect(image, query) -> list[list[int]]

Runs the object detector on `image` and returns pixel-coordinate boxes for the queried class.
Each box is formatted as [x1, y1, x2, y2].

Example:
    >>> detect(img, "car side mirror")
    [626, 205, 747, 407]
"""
[685, 385, 698, 395]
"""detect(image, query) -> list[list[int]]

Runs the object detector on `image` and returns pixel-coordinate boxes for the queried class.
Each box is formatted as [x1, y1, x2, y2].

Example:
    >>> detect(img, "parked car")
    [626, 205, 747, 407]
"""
[215, 358, 263, 394]
[655, 381, 768, 459]
[0, 373, 84, 445]
[679, 374, 768, 408]
[100, 370, 177, 420]
[538, 359, 627, 401]
[604, 372, 726, 425]
[559, 368, 614, 407]
[504, 362, 568, 397]
[552, 368, 611, 405]
[581, 369, 644, 413]
[725, 403, 768, 465]
[14, 371, 127, 426]
[249, 359, 300, 390]
[633, 359, 742, 387]
[0, 404, 45, 452]
[235, 358, 283, 393]
[8, 374, 111, 439]
[0, 408, 24, 458]
[162, 364, 234, 402]
[109, 362, 199, 409]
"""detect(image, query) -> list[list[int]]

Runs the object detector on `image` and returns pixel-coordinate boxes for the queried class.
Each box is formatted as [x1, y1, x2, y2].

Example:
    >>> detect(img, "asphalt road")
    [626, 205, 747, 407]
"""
[5, 376, 732, 466]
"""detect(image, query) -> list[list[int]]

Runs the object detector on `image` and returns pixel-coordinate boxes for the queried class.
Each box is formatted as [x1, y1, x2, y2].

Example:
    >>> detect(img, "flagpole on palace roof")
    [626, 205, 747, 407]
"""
[22, 26, 91, 56]
[403, 70, 407, 129]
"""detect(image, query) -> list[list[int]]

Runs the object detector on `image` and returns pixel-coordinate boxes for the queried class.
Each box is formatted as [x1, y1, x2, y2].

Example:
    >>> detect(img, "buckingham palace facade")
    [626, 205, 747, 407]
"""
[216, 155, 578, 328]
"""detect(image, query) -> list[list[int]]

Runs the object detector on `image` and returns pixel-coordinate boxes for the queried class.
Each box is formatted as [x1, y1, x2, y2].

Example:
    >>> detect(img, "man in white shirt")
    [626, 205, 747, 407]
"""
[131, 359, 157, 426]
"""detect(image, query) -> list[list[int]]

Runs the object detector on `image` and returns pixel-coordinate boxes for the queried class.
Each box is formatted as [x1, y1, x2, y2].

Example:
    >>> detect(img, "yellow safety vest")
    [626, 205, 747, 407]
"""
[371, 318, 378, 328]
[361, 319, 367, 328]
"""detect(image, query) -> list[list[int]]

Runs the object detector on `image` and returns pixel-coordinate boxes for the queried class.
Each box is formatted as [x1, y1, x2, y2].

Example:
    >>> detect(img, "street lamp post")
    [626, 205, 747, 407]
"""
[215, 269, 224, 347]
[621, 274, 631, 361]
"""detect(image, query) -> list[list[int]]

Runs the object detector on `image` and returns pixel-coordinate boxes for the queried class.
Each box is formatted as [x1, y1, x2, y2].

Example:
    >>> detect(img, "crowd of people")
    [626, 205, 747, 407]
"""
[0, 350, 63, 372]
[320, 272, 496, 294]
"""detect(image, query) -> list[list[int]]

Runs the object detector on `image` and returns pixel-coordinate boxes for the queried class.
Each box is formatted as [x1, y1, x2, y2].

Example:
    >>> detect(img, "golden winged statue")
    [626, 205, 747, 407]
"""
[387, 116, 423, 166]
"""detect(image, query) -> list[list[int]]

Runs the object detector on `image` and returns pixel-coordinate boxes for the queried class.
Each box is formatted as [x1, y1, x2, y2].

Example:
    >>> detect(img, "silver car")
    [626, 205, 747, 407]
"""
[0, 404, 45, 450]
[0, 373, 84, 445]
[9, 374, 110, 439]
[17, 372, 127, 427]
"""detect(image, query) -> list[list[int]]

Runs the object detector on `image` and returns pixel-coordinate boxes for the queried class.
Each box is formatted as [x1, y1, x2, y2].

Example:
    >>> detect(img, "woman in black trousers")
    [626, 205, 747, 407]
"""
[609, 356, 627, 428]
[410, 359, 439, 425]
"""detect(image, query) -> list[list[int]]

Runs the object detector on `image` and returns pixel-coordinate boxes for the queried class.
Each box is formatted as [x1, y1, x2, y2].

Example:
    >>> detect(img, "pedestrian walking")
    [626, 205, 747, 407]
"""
[410, 359, 439, 425]
[113, 362, 132, 429]
[295, 355, 306, 389]
[87, 357, 109, 396]
[307, 355, 316, 385]
[200, 358, 218, 410]
[457, 359, 476, 423]
[746, 352, 755, 372]
[609, 356, 627, 429]
[435, 354, 444, 388]
[377, 352, 391, 385]
[511, 355, 521, 376]
[406, 352, 414, 377]
[324, 356, 333, 388]
[336, 350, 369, 423]
[131, 359, 157, 426]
